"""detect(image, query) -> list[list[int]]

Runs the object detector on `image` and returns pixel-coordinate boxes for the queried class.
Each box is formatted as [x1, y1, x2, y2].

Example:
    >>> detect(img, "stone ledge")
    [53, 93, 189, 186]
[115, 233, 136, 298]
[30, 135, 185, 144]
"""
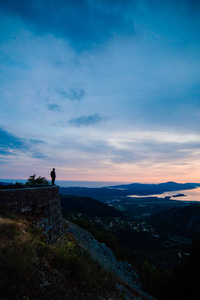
[0, 185, 64, 243]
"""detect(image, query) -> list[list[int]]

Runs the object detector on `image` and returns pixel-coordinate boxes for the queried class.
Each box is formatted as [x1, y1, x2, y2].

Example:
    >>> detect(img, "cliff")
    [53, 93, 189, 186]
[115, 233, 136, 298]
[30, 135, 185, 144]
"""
[0, 186, 155, 299]
[65, 219, 155, 300]
[0, 186, 64, 243]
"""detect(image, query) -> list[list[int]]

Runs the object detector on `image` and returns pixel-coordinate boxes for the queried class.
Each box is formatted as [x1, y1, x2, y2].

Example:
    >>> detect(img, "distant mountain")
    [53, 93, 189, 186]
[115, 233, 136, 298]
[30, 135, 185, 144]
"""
[109, 181, 196, 192]
[188, 183, 200, 187]
[59, 186, 127, 199]
[60, 195, 125, 218]
[0, 181, 10, 186]
[59, 181, 197, 199]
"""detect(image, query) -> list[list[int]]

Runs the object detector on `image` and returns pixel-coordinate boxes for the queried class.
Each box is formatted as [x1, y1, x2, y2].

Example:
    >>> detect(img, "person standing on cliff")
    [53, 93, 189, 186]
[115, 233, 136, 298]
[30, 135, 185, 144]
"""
[50, 168, 56, 185]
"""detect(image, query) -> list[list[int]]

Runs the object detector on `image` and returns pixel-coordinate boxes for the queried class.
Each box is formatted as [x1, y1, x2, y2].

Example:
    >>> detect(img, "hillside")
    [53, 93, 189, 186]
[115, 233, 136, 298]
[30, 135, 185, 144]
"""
[59, 195, 200, 300]
[0, 208, 154, 300]
[2, 186, 200, 299]
[60, 194, 125, 219]
[58, 195, 192, 274]
[149, 203, 200, 238]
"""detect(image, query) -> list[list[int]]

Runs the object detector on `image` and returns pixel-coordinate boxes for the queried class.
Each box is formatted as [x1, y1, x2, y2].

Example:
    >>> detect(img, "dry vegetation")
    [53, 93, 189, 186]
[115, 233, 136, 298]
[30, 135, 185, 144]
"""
[0, 209, 132, 300]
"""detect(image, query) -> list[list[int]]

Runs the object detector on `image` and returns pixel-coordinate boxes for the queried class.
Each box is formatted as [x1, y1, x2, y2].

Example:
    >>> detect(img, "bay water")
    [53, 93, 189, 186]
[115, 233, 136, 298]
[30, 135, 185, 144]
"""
[1, 179, 200, 201]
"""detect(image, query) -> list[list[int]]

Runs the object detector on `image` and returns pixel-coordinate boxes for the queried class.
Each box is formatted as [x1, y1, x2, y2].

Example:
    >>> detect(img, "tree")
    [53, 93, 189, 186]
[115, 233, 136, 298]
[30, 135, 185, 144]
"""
[25, 174, 50, 186]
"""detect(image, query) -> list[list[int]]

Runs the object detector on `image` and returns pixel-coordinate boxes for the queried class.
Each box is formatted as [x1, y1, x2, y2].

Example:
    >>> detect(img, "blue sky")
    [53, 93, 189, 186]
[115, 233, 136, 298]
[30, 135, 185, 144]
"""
[0, 0, 200, 182]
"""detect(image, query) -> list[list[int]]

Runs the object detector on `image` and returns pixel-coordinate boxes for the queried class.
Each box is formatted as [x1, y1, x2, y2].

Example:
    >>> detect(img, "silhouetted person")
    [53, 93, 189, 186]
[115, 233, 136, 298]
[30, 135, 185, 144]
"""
[50, 168, 56, 185]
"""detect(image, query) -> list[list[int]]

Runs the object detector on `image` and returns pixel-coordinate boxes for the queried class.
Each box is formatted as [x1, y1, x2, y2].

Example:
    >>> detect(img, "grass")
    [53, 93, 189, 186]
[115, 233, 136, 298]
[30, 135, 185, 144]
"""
[0, 216, 38, 299]
[0, 211, 127, 299]
[51, 237, 117, 295]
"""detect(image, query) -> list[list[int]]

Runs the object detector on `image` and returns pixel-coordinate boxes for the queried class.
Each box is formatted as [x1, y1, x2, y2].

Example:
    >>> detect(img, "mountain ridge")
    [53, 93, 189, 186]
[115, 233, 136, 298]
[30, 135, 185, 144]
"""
[59, 181, 198, 199]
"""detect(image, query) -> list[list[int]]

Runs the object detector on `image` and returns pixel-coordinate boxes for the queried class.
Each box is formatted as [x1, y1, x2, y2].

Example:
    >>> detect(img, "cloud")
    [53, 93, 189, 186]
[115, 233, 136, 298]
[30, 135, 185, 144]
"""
[48, 128, 200, 168]
[47, 103, 61, 112]
[0, 127, 26, 154]
[144, 0, 200, 14]
[75, 130, 200, 166]
[56, 87, 85, 101]
[52, 121, 67, 128]
[0, 127, 45, 159]
[1, 0, 200, 182]
[1, 0, 200, 52]
[31, 152, 47, 159]
[68, 114, 107, 127]
[0, 0, 135, 50]
[53, 114, 107, 127]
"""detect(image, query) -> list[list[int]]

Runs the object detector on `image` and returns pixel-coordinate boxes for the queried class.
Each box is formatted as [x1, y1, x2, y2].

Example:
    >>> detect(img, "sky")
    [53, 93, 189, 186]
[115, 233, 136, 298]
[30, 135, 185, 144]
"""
[0, 0, 200, 183]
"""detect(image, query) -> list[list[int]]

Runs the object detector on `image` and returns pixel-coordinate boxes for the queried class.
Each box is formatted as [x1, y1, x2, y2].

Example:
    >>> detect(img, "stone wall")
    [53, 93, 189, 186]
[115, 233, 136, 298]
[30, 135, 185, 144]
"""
[0, 186, 64, 243]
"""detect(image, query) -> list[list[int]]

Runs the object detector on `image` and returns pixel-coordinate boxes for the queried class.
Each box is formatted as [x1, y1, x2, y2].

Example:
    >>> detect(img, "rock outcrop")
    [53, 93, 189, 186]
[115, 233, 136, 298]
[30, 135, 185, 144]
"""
[65, 219, 156, 300]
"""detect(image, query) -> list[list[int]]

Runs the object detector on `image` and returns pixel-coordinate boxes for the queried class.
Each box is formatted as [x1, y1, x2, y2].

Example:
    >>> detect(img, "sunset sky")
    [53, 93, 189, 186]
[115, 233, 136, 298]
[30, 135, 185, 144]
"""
[0, 0, 200, 183]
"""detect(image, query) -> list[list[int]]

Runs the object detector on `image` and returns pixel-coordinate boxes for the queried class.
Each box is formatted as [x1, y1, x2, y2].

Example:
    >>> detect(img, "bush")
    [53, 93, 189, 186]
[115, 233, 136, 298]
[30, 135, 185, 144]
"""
[25, 174, 50, 186]
[140, 260, 173, 299]
[51, 240, 116, 293]
[52, 241, 94, 280]
[0, 238, 37, 294]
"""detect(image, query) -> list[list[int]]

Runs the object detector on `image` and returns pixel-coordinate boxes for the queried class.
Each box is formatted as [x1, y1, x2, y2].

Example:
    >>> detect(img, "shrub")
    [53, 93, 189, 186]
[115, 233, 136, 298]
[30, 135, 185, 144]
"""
[51, 240, 116, 293]
[0, 237, 37, 293]
[25, 174, 50, 186]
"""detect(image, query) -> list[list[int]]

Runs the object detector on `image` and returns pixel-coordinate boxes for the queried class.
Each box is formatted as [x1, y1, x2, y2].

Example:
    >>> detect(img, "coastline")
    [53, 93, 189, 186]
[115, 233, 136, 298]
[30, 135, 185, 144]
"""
[0, 179, 131, 188]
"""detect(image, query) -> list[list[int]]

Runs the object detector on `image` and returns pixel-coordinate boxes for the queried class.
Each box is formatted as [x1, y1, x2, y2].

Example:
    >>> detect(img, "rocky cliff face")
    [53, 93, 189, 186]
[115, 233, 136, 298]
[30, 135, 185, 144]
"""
[0, 186, 156, 299]
[0, 186, 64, 243]
[65, 219, 156, 300]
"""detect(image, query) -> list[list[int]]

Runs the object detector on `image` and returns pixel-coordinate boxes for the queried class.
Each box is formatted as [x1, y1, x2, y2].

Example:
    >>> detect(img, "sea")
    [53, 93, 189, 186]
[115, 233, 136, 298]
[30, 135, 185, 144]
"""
[128, 187, 200, 202]
[0, 179, 130, 188]
[1, 179, 200, 202]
